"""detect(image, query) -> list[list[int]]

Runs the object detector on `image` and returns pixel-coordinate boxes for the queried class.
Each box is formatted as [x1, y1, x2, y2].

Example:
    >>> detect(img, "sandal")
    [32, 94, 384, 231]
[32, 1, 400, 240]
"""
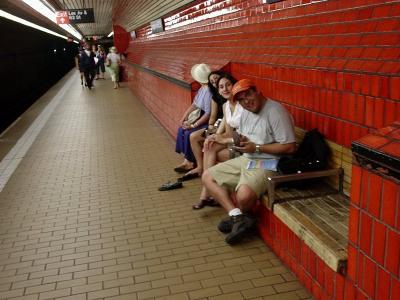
[158, 181, 183, 191]
[192, 198, 220, 210]
[174, 166, 194, 173]
[178, 172, 201, 182]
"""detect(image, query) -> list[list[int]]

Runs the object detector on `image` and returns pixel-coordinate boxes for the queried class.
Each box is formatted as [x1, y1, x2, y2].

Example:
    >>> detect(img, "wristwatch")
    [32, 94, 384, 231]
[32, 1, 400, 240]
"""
[255, 144, 261, 154]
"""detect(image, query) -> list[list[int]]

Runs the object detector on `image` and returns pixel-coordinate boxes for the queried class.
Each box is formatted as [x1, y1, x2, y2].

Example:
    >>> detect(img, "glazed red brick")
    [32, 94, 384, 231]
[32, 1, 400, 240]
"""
[357, 251, 366, 287]
[381, 178, 399, 227]
[367, 173, 382, 218]
[325, 266, 335, 298]
[376, 267, 391, 300]
[345, 279, 356, 300]
[335, 274, 345, 300]
[360, 212, 373, 255]
[350, 165, 363, 206]
[391, 277, 400, 300]
[362, 256, 377, 298]
[385, 229, 400, 276]
[349, 206, 360, 245]
[360, 168, 370, 209]
[372, 220, 387, 265]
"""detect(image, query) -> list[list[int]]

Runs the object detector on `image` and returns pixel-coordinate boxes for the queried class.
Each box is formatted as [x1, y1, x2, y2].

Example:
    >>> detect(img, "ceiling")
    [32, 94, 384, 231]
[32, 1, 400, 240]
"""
[50, 0, 114, 37]
[49, 0, 194, 37]
[1, 0, 195, 39]
[112, 0, 193, 33]
[1, 0, 69, 37]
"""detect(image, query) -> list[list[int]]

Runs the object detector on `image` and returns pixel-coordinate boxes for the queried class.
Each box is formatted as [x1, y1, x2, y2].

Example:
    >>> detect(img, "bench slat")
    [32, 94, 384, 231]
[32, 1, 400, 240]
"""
[274, 195, 348, 273]
[293, 199, 348, 245]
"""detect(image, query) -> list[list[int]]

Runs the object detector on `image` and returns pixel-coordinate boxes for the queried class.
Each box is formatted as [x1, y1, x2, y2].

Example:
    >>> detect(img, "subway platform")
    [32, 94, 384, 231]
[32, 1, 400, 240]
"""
[0, 72, 312, 300]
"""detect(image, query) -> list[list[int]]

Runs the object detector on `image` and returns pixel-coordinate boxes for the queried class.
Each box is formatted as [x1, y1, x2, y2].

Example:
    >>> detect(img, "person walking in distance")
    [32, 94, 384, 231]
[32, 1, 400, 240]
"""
[79, 43, 96, 89]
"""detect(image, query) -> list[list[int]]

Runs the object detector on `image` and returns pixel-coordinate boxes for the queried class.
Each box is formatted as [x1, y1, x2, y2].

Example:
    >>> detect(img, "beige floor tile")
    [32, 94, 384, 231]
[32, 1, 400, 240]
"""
[0, 72, 312, 299]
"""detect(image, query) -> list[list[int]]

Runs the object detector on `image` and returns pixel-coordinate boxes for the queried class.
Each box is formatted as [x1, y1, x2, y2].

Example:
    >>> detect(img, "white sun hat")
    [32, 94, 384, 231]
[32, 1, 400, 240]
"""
[190, 63, 212, 84]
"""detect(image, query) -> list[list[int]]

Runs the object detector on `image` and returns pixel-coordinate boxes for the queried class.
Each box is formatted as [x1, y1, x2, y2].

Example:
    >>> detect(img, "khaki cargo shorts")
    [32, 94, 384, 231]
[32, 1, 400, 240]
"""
[208, 156, 277, 198]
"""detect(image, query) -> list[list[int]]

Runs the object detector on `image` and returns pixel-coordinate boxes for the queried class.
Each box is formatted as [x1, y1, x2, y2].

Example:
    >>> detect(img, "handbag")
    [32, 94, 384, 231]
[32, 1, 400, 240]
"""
[186, 107, 201, 125]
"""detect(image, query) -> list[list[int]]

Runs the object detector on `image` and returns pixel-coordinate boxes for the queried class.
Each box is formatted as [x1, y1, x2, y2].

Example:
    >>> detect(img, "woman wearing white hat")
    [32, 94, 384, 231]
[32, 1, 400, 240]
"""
[174, 63, 213, 177]
[106, 46, 121, 89]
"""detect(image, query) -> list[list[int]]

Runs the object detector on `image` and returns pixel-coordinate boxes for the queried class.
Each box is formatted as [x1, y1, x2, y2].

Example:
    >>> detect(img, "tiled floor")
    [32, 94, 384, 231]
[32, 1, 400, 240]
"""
[0, 72, 312, 300]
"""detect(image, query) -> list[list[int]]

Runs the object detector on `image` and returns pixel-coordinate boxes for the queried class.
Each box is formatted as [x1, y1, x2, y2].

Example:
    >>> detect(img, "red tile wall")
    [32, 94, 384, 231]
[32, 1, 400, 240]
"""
[119, 0, 400, 147]
[349, 164, 400, 300]
[125, 67, 192, 137]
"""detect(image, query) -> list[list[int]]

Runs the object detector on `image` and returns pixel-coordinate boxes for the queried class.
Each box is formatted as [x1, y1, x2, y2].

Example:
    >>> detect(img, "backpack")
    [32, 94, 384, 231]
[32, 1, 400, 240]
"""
[277, 129, 330, 175]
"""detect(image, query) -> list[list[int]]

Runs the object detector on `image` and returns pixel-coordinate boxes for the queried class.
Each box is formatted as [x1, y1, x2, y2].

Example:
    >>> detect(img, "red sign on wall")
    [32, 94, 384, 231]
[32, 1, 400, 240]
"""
[56, 11, 69, 24]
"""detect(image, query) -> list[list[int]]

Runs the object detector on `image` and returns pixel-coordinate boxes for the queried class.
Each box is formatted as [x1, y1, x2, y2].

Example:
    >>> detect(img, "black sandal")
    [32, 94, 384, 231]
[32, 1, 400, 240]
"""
[158, 181, 183, 191]
[174, 166, 194, 173]
[178, 172, 201, 182]
[192, 198, 220, 210]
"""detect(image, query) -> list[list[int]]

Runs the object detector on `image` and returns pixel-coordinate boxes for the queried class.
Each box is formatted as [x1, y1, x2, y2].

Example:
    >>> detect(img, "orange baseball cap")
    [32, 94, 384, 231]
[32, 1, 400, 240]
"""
[232, 79, 255, 100]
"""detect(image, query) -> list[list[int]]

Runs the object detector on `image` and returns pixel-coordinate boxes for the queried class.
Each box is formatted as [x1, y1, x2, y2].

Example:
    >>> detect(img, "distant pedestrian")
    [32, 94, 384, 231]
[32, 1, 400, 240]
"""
[96, 46, 106, 80]
[74, 46, 84, 86]
[106, 46, 121, 89]
[79, 43, 96, 89]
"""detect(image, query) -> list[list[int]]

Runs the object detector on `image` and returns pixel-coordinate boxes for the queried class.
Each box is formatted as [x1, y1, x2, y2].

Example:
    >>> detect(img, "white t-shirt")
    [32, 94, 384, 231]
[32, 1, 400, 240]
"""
[224, 102, 243, 129]
[107, 53, 121, 64]
[238, 99, 296, 159]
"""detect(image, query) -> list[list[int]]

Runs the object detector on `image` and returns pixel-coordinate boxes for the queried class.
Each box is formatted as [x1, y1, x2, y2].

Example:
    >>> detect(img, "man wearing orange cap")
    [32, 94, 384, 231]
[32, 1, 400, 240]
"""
[202, 79, 297, 244]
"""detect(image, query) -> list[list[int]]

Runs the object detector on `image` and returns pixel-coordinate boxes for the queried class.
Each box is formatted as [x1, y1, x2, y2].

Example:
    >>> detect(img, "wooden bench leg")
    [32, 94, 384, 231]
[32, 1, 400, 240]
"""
[338, 169, 344, 194]
[267, 177, 275, 210]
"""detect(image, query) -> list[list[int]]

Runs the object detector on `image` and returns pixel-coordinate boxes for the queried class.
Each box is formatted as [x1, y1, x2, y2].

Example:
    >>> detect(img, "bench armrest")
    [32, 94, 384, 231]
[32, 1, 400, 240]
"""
[266, 168, 344, 210]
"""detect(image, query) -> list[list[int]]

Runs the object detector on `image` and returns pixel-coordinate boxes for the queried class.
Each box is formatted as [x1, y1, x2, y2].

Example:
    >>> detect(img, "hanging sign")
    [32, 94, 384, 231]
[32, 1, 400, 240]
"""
[68, 8, 95, 24]
[150, 19, 164, 34]
[56, 11, 69, 24]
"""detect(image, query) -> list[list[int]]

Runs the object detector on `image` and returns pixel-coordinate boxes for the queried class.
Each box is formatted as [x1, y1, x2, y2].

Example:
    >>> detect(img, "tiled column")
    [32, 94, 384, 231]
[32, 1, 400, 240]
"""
[347, 122, 400, 300]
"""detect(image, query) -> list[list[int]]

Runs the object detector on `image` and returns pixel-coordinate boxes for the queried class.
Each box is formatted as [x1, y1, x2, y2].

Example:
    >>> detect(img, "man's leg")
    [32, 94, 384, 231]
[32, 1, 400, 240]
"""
[236, 184, 258, 212]
[83, 70, 90, 87]
[202, 170, 235, 212]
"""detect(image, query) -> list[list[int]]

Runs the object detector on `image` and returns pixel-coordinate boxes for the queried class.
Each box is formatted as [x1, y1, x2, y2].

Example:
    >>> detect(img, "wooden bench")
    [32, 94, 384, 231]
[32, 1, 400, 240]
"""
[273, 193, 349, 274]
[260, 128, 350, 274]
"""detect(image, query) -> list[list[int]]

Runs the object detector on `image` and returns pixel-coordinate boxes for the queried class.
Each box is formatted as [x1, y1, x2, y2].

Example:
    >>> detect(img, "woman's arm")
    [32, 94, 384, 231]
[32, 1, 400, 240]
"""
[216, 116, 226, 135]
[179, 103, 197, 125]
[191, 113, 209, 129]
[208, 100, 218, 128]
[222, 122, 234, 138]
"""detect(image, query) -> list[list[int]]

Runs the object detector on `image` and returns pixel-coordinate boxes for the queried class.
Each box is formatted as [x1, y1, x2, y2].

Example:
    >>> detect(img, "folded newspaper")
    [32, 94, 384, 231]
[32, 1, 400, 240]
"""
[246, 159, 279, 171]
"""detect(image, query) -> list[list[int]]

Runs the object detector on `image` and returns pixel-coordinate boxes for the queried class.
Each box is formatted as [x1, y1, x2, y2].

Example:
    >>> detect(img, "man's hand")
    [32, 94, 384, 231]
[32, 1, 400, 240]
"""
[233, 141, 256, 153]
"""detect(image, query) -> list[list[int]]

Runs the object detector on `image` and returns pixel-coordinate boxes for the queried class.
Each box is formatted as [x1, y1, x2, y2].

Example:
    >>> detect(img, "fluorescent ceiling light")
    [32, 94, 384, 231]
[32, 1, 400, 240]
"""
[107, 31, 114, 37]
[22, 0, 82, 40]
[0, 9, 68, 40]
[59, 24, 83, 40]
[23, 0, 56, 22]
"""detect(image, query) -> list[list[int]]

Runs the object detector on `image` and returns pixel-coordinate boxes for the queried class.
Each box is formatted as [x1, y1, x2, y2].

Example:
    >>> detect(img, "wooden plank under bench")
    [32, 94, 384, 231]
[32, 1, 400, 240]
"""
[274, 194, 349, 274]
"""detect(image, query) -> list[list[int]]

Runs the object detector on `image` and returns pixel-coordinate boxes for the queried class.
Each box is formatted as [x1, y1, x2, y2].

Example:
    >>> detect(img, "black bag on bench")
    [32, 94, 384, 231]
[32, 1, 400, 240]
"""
[277, 129, 331, 175]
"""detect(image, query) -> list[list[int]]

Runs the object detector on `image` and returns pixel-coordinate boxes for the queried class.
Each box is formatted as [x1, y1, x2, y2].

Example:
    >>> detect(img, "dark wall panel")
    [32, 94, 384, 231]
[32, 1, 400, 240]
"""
[0, 18, 77, 133]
